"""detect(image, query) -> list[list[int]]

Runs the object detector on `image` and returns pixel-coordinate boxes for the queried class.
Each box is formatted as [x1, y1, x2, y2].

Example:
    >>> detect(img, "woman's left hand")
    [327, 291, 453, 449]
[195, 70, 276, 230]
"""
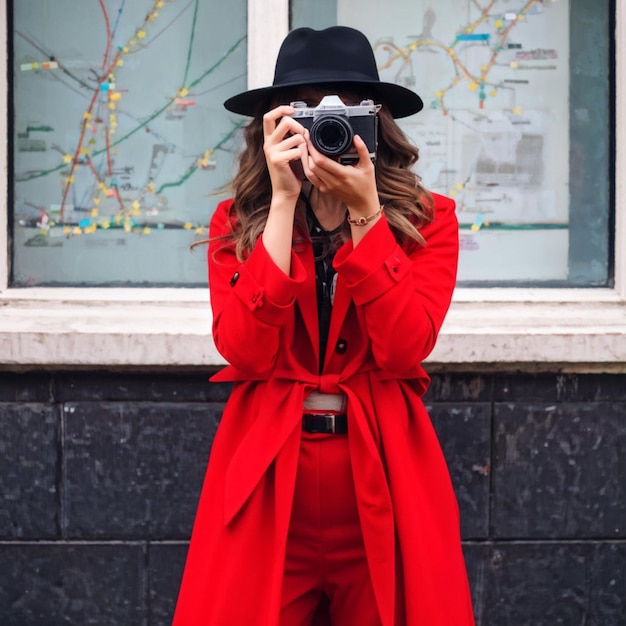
[300, 132, 380, 218]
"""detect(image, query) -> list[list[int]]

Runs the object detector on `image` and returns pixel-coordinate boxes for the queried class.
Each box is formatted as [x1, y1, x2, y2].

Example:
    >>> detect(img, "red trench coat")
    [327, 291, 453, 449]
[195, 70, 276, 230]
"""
[173, 193, 475, 626]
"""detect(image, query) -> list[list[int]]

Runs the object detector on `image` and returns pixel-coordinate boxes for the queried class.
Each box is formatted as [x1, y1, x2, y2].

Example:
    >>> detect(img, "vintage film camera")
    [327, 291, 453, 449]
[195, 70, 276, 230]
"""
[289, 95, 380, 165]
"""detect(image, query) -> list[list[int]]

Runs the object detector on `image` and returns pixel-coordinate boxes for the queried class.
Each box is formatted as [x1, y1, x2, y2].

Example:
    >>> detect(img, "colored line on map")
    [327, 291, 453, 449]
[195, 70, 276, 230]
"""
[182, 0, 200, 86]
[375, 0, 540, 113]
[18, 0, 246, 220]
[27, 126, 54, 134]
[103, 33, 245, 156]
[15, 32, 246, 186]
[456, 33, 490, 42]
[111, 0, 127, 43]
[21, 61, 59, 71]
[156, 120, 245, 194]
[98, 0, 112, 70]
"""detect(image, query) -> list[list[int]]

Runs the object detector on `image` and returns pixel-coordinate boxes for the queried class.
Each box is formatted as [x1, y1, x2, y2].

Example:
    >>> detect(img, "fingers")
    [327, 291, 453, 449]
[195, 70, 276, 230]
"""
[263, 105, 305, 144]
[262, 105, 307, 198]
[301, 131, 378, 204]
[302, 132, 372, 181]
[304, 169, 327, 191]
[352, 135, 375, 170]
[267, 132, 305, 154]
[263, 132, 306, 172]
[300, 131, 337, 188]
[262, 105, 292, 137]
[262, 105, 305, 162]
[299, 134, 327, 190]
[261, 103, 376, 202]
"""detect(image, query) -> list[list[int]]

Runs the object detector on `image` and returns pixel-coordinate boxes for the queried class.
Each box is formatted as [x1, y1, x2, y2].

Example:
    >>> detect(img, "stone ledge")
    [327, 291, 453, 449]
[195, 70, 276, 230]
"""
[0, 299, 625, 370]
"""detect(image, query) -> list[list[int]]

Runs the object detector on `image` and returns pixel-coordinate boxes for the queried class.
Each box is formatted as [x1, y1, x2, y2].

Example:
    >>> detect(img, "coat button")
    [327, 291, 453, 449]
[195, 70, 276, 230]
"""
[230, 272, 240, 287]
[335, 339, 348, 354]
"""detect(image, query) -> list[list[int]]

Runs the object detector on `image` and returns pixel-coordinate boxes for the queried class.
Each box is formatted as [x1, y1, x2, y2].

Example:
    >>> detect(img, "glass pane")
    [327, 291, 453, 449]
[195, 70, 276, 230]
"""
[11, 0, 247, 286]
[291, 0, 612, 286]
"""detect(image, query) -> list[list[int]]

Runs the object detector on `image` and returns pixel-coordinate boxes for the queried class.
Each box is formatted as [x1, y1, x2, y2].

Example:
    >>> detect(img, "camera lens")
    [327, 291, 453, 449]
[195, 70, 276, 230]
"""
[310, 115, 353, 156]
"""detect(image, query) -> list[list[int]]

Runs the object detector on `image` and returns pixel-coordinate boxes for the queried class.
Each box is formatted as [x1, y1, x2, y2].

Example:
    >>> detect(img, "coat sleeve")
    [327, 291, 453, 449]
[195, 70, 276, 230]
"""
[333, 193, 458, 374]
[208, 200, 306, 375]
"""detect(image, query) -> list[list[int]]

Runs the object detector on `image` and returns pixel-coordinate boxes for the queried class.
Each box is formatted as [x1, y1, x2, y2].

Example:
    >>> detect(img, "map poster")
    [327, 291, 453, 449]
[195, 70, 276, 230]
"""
[13, 0, 246, 286]
[341, 0, 570, 282]
[13, 0, 574, 285]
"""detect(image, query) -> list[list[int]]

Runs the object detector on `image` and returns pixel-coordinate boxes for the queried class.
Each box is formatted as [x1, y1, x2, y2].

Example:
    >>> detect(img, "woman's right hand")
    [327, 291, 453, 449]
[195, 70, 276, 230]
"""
[262, 105, 307, 201]
[260, 105, 307, 275]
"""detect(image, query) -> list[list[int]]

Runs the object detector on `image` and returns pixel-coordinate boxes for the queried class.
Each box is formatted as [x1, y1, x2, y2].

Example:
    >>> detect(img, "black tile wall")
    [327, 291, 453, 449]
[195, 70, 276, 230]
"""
[63, 401, 221, 539]
[461, 543, 490, 624]
[493, 402, 626, 539]
[588, 542, 626, 625]
[429, 403, 492, 539]
[0, 543, 145, 625]
[493, 373, 581, 403]
[424, 373, 493, 402]
[0, 404, 59, 539]
[480, 542, 589, 625]
[148, 543, 188, 626]
[0, 371, 624, 625]
[0, 373, 52, 402]
[55, 372, 232, 403]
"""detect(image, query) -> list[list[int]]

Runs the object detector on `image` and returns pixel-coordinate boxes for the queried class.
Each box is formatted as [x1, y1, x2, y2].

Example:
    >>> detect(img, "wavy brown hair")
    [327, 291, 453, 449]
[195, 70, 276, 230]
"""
[215, 90, 434, 261]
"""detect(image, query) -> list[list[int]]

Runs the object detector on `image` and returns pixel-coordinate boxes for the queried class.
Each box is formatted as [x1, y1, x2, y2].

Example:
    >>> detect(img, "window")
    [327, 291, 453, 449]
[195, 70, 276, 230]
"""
[292, 0, 614, 286]
[1, 0, 625, 370]
[11, 0, 247, 286]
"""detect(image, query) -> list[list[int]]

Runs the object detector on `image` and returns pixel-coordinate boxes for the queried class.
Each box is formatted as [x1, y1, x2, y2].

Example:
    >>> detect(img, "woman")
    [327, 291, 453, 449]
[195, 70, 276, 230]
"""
[174, 26, 475, 626]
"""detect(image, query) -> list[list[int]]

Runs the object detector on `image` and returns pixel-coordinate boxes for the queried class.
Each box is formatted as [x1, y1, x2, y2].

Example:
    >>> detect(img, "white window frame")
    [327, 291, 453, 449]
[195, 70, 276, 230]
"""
[1, 0, 625, 371]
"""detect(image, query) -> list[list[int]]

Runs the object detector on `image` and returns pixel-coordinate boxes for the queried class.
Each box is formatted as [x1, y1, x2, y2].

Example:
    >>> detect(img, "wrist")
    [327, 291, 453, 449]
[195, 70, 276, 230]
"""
[270, 193, 300, 212]
[346, 205, 384, 226]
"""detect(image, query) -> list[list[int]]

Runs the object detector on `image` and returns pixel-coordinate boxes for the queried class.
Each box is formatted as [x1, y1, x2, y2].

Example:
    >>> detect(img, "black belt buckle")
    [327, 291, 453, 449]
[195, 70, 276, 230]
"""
[302, 413, 348, 434]
[325, 414, 337, 434]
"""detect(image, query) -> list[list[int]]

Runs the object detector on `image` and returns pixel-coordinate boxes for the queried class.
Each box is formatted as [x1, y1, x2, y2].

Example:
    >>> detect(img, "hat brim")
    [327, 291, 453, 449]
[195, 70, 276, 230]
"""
[223, 79, 424, 119]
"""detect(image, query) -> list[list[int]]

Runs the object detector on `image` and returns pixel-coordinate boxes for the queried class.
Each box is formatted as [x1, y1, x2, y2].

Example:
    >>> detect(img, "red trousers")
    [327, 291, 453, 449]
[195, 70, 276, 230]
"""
[280, 431, 382, 626]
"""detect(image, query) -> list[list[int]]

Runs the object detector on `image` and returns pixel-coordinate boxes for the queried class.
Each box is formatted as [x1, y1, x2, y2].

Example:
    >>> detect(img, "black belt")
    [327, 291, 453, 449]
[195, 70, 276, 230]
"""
[302, 413, 348, 434]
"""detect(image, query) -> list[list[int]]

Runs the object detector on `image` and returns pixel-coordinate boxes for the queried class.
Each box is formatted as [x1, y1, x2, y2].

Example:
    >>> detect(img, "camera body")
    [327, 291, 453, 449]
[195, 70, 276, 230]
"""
[289, 95, 380, 165]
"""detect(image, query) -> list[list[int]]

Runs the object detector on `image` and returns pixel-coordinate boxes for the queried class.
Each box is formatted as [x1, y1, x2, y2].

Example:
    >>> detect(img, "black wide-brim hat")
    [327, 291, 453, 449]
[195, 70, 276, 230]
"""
[224, 26, 424, 119]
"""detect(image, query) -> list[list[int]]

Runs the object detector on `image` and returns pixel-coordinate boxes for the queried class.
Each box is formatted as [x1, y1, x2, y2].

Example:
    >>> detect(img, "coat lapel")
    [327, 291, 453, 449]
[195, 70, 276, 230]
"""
[294, 241, 319, 365]
[294, 235, 353, 374]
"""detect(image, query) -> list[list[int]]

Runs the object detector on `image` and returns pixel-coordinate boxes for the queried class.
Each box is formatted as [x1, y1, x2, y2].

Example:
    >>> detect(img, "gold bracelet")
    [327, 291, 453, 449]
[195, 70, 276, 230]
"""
[346, 205, 384, 226]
